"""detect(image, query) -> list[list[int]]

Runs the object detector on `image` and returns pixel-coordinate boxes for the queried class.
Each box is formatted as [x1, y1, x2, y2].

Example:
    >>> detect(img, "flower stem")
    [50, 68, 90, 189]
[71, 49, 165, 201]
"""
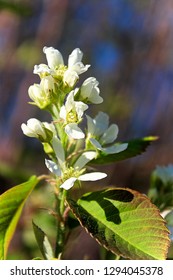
[60, 189, 67, 215]
[55, 188, 67, 258]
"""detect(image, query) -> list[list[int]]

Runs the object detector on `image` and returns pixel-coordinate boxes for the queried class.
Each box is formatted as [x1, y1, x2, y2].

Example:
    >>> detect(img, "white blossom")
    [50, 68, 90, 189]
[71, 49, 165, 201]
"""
[63, 48, 90, 87]
[45, 146, 107, 190]
[45, 159, 61, 177]
[28, 84, 44, 107]
[79, 77, 103, 104]
[67, 48, 90, 75]
[21, 118, 55, 142]
[43, 47, 64, 69]
[60, 91, 88, 139]
[28, 76, 55, 109]
[65, 123, 85, 139]
[33, 64, 52, 76]
[45, 136, 66, 182]
[74, 151, 96, 170]
[40, 75, 55, 94]
[63, 69, 79, 88]
[52, 136, 65, 169]
[87, 112, 128, 154]
[21, 118, 46, 140]
[59, 172, 107, 190]
[34, 47, 90, 88]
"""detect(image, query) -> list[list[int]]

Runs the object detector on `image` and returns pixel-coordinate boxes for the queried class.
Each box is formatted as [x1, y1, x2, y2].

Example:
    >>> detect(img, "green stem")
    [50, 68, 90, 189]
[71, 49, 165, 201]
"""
[55, 188, 67, 258]
[60, 189, 67, 215]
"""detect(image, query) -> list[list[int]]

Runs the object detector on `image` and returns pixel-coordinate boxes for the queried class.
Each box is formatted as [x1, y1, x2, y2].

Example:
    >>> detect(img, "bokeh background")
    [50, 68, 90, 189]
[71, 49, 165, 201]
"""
[0, 0, 173, 259]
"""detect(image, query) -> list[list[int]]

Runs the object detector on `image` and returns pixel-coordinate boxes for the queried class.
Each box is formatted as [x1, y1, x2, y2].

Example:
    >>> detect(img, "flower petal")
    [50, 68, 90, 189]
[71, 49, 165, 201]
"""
[89, 138, 102, 150]
[28, 84, 43, 101]
[21, 123, 37, 138]
[21, 118, 46, 139]
[102, 143, 128, 154]
[87, 112, 109, 137]
[89, 94, 103, 104]
[63, 69, 79, 88]
[65, 123, 85, 139]
[59, 105, 67, 121]
[94, 112, 109, 136]
[40, 76, 55, 93]
[52, 136, 65, 166]
[33, 64, 52, 75]
[100, 124, 119, 145]
[43, 46, 64, 69]
[74, 151, 97, 170]
[71, 62, 90, 75]
[86, 115, 96, 135]
[79, 172, 107, 181]
[43, 122, 56, 136]
[68, 48, 83, 68]
[75, 101, 88, 120]
[65, 91, 75, 113]
[81, 77, 103, 104]
[45, 159, 61, 176]
[68, 48, 90, 74]
[60, 177, 77, 190]
[81, 77, 96, 98]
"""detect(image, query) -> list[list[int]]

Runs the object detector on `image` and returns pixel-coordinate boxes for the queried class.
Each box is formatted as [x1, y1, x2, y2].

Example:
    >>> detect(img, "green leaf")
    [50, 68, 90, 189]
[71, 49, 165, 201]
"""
[68, 187, 170, 260]
[90, 136, 158, 165]
[32, 221, 54, 260]
[0, 176, 39, 259]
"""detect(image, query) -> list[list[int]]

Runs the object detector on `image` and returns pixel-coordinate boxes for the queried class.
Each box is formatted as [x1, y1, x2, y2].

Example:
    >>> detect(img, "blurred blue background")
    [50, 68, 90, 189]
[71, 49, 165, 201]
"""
[1, 0, 173, 191]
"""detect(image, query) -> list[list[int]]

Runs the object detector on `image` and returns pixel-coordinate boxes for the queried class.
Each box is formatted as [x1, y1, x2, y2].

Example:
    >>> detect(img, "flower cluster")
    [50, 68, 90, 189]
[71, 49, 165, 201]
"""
[21, 46, 127, 190]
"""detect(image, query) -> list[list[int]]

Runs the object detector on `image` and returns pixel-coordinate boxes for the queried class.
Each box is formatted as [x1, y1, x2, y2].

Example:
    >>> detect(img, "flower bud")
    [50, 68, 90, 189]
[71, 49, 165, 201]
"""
[28, 84, 46, 109]
[29, 76, 55, 109]
[63, 69, 79, 88]
[40, 76, 55, 97]
[21, 118, 46, 141]
[21, 118, 55, 142]
[80, 77, 103, 104]
[43, 46, 64, 69]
